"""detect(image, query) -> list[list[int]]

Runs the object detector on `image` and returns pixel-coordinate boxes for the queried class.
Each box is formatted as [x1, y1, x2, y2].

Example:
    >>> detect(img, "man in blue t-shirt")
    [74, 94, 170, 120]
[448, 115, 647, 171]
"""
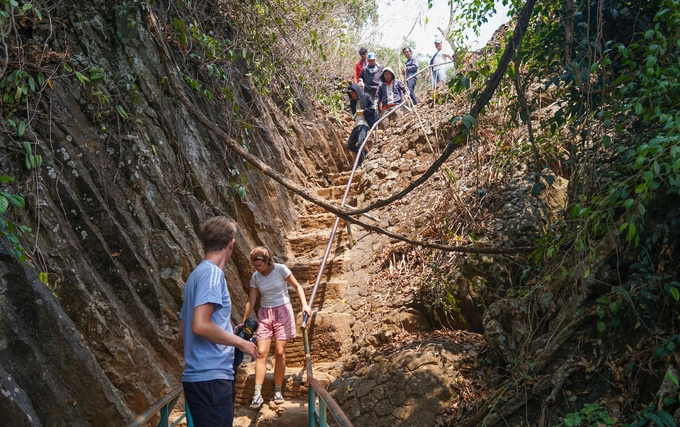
[180, 216, 258, 427]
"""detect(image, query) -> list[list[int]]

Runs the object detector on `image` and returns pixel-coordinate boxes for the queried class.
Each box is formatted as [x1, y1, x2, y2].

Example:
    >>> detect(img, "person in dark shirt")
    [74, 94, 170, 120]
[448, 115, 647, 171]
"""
[346, 83, 379, 166]
[358, 52, 384, 103]
[402, 47, 418, 105]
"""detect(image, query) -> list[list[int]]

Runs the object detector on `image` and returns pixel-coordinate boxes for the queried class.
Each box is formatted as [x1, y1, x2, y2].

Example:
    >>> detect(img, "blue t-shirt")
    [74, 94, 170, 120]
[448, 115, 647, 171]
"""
[180, 259, 235, 382]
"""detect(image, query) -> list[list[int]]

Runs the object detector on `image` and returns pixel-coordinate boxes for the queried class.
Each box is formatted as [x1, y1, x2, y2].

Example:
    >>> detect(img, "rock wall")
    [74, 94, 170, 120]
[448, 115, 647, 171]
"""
[0, 2, 350, 425]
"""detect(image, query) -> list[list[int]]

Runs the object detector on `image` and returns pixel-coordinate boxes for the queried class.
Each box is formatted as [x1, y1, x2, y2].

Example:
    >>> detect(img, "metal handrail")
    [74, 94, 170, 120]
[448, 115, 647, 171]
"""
[298, 95, 415, 426]
[301, 99, 408, 330]
[128, 385, 192, 427]
[405, 59, 455, 83]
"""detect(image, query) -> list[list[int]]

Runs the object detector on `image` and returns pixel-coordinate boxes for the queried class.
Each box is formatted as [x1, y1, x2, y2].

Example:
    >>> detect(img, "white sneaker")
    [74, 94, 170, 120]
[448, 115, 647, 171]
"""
[250, 394, 263, 409]
[273, 391, 285, 404]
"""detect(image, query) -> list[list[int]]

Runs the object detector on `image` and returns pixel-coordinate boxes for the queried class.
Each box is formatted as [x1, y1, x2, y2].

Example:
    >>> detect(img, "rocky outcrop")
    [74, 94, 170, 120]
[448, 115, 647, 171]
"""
[0, 3, 351, 425]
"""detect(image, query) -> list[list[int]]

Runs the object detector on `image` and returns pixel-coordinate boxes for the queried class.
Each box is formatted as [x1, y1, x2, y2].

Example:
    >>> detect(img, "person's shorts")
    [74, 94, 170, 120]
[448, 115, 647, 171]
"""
[257, 303, 296, 340]
[183, 379, 235, 427]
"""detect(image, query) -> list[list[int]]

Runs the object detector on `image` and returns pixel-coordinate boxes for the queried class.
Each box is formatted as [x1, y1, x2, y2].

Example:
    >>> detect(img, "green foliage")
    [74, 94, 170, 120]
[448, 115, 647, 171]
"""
[229, 167, 248, 201]
[628, 405, 677, 427]
[316, 90, 344, 113]
[558, 403, 616, 426]
[0, 176, 30, 264]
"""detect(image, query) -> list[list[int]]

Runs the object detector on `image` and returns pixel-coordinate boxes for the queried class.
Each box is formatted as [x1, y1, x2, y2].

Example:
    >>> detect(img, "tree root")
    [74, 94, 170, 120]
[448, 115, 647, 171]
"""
[462, 310, 597, 426]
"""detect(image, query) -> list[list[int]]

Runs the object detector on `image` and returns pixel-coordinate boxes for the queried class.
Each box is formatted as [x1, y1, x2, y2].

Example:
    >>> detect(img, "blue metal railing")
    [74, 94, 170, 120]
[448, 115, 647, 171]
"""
[128, 385, 192, 427]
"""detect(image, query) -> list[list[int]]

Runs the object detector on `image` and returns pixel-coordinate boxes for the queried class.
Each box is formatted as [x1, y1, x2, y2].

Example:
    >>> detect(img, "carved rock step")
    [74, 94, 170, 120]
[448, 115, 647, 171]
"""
[302, 197, 357, 215]
[289, 257, 348, 282]
[287, 229, 350, 256]
[316, 185, 354, 200]
[233, 397, 309, 427]
[326, 170, 362, 187]
[297, 212, 344, 229]
[296, 280, 347, 310]
[234, 361, 336, 405]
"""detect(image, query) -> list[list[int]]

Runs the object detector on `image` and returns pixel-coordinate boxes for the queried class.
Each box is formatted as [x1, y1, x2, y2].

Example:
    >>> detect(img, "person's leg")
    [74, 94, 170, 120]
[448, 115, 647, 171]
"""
[352, 125, 368, 166]
[255, 339, 271, 386]
[273, 339, 287, 385]
[347, 127, 361, 154]
[407, 78, 418, 104]
[437, 69, 447, 86]
[183, 380, 234, 427]
[273, 339, 287, 403]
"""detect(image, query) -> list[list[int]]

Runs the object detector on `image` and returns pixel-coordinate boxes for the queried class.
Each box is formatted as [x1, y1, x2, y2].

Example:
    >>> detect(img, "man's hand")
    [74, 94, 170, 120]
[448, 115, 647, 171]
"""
[239, 338, 258, 359]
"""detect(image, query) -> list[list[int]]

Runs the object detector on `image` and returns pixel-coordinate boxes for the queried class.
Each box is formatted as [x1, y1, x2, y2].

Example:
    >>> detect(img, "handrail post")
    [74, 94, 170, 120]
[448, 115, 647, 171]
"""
[185, 400, 193, 427]
[159, 406, 169, 426]
[308, 387, 316, 427]
[319, 399, 328, 427]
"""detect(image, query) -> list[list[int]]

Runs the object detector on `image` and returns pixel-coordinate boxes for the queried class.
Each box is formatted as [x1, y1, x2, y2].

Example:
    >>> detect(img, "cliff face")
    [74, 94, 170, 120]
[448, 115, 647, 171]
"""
[0, 2, 350, 425]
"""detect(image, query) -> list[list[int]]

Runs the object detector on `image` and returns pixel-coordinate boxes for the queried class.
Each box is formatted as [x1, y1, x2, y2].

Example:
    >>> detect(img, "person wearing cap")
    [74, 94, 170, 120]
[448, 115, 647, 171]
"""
[430, 38, 454, 89]
[358, 52, 384, 103]
[346, 82, 379, 166]
[402, 47, 419, 105]
[376, 66, 406, 126]
[354, 48, 367, 84]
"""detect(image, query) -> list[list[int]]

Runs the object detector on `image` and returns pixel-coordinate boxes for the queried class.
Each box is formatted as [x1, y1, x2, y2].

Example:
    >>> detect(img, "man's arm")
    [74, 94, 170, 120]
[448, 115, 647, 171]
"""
[192, 303, 258, 358]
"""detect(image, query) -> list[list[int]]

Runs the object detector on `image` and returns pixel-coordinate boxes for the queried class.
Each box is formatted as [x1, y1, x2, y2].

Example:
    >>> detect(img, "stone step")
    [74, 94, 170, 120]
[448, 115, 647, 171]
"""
[287, 229, 350, 256]
[316, 185, 353, 200]
[171, 396, 313, 427]
[302, 197, 357, 215]
[297, 212, 344, 229]
[289, 257, 347, 283]
[326, 170, 362, 187]
[296, 280, 347, 310]
[234, 362, 336, 404]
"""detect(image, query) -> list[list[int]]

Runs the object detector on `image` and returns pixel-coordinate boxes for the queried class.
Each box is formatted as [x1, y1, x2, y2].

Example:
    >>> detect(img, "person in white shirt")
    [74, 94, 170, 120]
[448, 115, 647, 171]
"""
[240, 246, 311, 409]
[430, 38, 454, 89]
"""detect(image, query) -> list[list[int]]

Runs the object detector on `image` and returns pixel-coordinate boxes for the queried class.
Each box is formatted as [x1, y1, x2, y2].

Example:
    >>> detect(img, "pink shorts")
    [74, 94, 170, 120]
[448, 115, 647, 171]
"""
[257, 303, 296, 341]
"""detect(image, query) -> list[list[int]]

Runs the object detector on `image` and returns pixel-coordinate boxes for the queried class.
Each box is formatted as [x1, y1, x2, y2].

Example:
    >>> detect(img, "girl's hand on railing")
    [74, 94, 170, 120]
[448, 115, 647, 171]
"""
[302, 304, 312, 318]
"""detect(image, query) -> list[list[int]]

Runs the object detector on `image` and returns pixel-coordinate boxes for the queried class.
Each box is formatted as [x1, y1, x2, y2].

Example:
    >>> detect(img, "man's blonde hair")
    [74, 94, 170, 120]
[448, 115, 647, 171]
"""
[200, 216, 236, 254]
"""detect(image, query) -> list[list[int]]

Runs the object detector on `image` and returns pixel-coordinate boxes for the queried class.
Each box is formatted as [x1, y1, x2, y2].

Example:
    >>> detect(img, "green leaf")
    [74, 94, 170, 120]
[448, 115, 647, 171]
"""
[0, 176, 15, 183]
[671, 286, 680, 302]
[38, 272, 49, 285]
[17, 121, 26, 137]
[0, 195, 8, 214]
[626, 223, 637, 241]
[609, 302, 619, 313]
[75, 71, 90, 84]
[597, 321, 606, 332]
[8, 194, 25, 208]
[656, 409, 675, 427]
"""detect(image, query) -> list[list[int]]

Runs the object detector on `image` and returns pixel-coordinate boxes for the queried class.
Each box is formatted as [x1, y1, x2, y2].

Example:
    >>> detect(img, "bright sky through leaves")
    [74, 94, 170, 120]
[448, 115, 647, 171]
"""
[375, 0, 509, 55]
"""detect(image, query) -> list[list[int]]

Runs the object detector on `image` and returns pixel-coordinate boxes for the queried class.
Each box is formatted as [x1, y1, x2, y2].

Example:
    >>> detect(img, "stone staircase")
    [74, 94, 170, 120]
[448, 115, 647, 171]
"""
[232, 170, 360, 425]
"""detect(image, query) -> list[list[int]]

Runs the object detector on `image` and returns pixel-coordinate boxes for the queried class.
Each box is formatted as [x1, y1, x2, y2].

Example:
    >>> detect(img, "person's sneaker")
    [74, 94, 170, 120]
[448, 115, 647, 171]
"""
[250, 394, 263, 409]
[273, 391, 285, 404]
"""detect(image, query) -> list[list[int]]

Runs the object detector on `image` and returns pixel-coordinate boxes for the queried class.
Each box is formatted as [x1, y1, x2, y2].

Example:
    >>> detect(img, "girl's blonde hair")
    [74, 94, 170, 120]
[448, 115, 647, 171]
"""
[249, 246, 274, 268]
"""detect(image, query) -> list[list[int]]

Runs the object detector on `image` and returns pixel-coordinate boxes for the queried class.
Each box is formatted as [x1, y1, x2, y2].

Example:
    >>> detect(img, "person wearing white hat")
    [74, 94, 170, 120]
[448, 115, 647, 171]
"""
[430, 38, 454, 89]
[359, 52, 384, 103]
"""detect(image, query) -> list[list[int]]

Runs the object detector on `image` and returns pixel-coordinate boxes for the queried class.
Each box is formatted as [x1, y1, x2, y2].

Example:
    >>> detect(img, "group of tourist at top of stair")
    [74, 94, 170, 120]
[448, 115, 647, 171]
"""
[347, 38, 454, 166]
[179, 216, 312, 427]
